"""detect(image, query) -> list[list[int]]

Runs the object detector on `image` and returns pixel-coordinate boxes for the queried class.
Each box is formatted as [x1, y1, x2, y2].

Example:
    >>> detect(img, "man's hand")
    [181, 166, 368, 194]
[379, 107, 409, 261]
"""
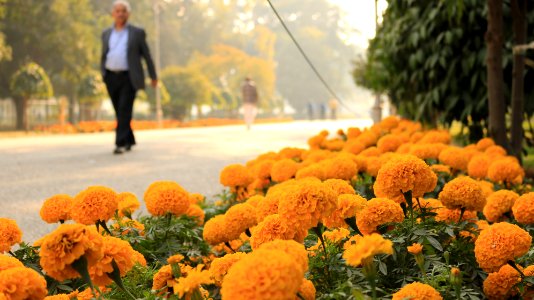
[151, 79, 158, 88]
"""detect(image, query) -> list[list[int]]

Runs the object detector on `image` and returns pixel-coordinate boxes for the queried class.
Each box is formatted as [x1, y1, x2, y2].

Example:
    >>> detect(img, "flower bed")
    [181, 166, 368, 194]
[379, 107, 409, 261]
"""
[1, 116, 534, 299]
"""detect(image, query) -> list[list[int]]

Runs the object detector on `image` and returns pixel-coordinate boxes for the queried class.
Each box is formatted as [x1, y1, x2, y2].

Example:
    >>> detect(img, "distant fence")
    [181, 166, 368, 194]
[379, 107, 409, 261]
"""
[0, 98, 61, 130]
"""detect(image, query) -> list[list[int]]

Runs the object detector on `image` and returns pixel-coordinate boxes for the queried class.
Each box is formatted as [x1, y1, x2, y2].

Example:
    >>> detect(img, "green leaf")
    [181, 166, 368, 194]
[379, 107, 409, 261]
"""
[426, 236, 443, 252]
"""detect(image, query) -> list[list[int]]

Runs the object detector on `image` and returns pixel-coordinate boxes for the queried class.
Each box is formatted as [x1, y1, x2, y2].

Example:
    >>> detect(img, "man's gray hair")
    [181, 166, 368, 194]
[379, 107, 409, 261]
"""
[112, 0, 131, 12]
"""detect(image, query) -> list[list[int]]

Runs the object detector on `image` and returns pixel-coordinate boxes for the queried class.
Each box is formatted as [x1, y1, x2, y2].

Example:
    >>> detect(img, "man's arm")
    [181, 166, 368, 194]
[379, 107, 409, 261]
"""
[139, 29, 157, 82]
[101, 30, 108, 78]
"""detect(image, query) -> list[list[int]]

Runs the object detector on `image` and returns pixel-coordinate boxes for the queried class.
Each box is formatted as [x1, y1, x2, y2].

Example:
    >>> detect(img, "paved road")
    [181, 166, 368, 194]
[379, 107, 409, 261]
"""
[0, 119, 371, 241]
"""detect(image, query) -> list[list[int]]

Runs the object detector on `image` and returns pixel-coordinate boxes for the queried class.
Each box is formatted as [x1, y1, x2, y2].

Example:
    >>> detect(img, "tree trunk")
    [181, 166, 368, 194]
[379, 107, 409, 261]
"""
[510, 0, 527, 162]
[14, 96, 29, 131]
[486, 0, 508, 148]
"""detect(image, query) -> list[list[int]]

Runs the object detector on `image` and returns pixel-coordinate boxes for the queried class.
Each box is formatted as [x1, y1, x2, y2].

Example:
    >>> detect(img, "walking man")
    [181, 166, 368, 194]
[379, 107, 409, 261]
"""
[242, 77, 259, 130]
[101, 0, 157, 154]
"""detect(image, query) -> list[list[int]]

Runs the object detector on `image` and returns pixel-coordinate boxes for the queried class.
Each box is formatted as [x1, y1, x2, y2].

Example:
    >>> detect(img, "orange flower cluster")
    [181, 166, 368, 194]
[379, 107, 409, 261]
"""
[144, 181, 191, 216]
[392, 282, 443, 300]
[438, 177, 486, 211]
[511, 192, 534, 224]
[88, 236, 136, 286]
[343, 233, 393, 266]
[356, 198, 404, 235]
[40, 194, 73, 224]
[483, 264, 521, 300]
[483, 190, 519, 223]
[0, 218, 22, 253]
[0, 266, 48, 299]
[70, 186, 119, 225]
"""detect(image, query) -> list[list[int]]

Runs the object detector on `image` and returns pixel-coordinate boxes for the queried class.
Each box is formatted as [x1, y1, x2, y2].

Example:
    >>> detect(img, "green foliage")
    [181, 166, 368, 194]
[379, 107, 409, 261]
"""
[102, 264, 159, 300]
[10, 62, 53, 99]
[77, 71, 106, 107]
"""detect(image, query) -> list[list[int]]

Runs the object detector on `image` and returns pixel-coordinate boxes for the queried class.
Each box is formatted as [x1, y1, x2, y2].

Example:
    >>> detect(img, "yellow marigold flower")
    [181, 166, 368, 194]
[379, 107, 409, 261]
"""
[0, 267, 47, 300]
[225, 203, 257, 240]
[415, 198, 442, 212]
[364, 156, 382, 177]
[271, 159, 299, 182]
[144, 181, 190, 216]
[298, 279, 316, 300]
[278, 147, 304, 160]
[483, 264, 521, 300]
[418, 129, 451, 144]
[70, 186, 118, 225]
[474, 222, 532, 272]
[377, 134, 403, 153]
[203, 215, 227, 246]
[430, 164, 451, 175]
[467, 154, 492, 179]
[323, 228, 351, 243]
[342, 139, 366, 155]
[409, 143, 447, 160]
[186, 204, 205, 225]
[322, 155, 359, 180]
[221, 249, 304, 300]
[485, 145, 507, 157]
[250, 214, 295, 249]
[438, 147, 469, 171]
[438, 177, 486, 211]
[167, 254, 184, 265]
[209, 252, 247, 285]
[39, 224, 104, 281]
[259, 239, 309, 274]
[476, 180, 494, 198]
[324, 178, 355, 196]
[407, 243, 423, 255]
[347, 127, 362, 139]
[117, 192, 140, 217]
[435, 208, 477, 224]
[245, 195, 263, 207]
[0, 255, 23, 272]
[483, 190, 519, 223]
[0, 218, 22, 253]
[307, 134, 327, 149]
[325, 138, 345, 151]
[512, 192, 534, 224]
[360, 146, 382, 157]
[220, 164, 253, 187]
[251, 159, 275, 180]
[44, 294, 71, 300]
[356, 198, 404, 235]
[392, 282, 443, 300]
[88, 236, 136, 286]
[189, 193, 205, 205]
[396, 143, 413, 154]
[343, 234, 363, 250]
[295, 163, 325, 180]
[293, 228, 309, 243]
[173, 264, 213, 299]
[132, 250, 146, 267]
[487, 159, 525, 184]
[323, 194, 367, 228]
[74, 287, 109, 300]
[278, 179, 337, 230]
[256, 195, 279, 223]
[40, 194, 73, 224]
[409, 132, 425, 143]
[152, 265, 173, 292]
[301, 149, 332, 163]
[374, 155, 437, 203]
[343, 233, 393, 266]
[476, 137, 495, 151]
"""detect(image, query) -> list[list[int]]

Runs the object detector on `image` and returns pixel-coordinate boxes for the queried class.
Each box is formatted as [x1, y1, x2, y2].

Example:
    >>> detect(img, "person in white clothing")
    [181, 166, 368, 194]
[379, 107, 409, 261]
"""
[241, 77, 259, 130]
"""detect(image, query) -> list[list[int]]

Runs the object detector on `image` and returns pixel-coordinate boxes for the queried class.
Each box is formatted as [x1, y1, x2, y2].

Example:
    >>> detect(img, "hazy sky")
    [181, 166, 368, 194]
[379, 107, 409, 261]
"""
[329, 0, 388, 48]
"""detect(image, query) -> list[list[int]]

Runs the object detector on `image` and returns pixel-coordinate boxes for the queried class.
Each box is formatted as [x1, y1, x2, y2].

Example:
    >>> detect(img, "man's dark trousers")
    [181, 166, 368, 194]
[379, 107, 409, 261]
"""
[104, 70, 136, 147]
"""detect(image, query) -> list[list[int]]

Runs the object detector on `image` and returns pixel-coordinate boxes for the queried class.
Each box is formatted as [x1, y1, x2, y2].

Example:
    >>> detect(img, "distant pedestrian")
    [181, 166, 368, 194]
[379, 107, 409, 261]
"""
[101, 0, 157, 154]
[328, 98, 339, 120]
[319, 102, 326, 120]
[307, 102, 314, 120]
[242, 77, 258, 130]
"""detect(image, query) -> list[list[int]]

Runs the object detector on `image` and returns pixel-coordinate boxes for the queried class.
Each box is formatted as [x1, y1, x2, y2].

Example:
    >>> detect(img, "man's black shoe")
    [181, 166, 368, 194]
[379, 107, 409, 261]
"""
[125, 144, 132, 151]
[113, 147, 125, 154]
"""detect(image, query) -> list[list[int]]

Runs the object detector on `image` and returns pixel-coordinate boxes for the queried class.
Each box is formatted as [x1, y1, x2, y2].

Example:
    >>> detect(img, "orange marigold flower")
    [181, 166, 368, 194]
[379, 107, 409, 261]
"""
[438, 147, 469, 171]
[278, 147, 304, 160]
[392, 282, 443, 300]
[374, 155, 437, 203]
[355, 131, 379, 148]
[271, 159, 299, 182]
[189, 193, 205, 205]
[144, 181, 190, 216]
[377, 134, 403, 153]
[0, 255, 23, 272]
[438, 177, 486, 211]
[487, 159, 525, 184]
[74, 287, 109, 300]
[342, 139, 366, 155]
[250, 214, 295, 249]
[71, 186, 118, 225]
[483, 190, 519, 223]
[0, 218, 22, 253]
[278, 178, 337, 230]
[396, 143, 413, 154]
[477, 180, 494, 198]
[186, 204, 205, 225]
[512, 192, 534, 224]
[132, 250, 146, 267]
[409, 143, 447, 160]
[203, 215, 227, 246]
[323, 194, 367, 228]
[152, 265, 173, 292]
[167, 254, 184, 265]
[346, 127, 362, 139]
[324, 179, 355, 196]
[435, 208, 477, 224]
[485, 145, 507, 157]
[298, 278, 316, 300]
[474, 222, 532, 272]
[44, 294, 71, 300]
[379, 116, 400, 131]
[39, 224, 104, 281]
[307, 134, 327, 149]
[250, 159, 275, 180]
[245, 195, 263, 207]
[360, 146, 382, 157]
[40, 194, 73, 224]
[467, 154, 492, 179]
[418, 130, 451, 144]
[431, 164, 451, 175]
[483, 264, 521, 300]
[256, 195, 279, 223]
[325, 139, 345, 151]
[209, 252, 247, 285]
[117, 192, 140, 217]
[356, 198, 404, 235]
[322, 228, 351, 243]
[259, 239, 308, 274]
[409, 132, 425, 143]
[89, 236, 136, 286]
[0, 267, 47, 300]
[225, 203, 257, 240]
[173, 264, 213, 299]
[295, 164, 326, 180]
[322, 155, 359, 180]
[407, 243, 423, 255]
[220, 164, 253, 187]
[476, 138, 495, 151]
[364, 156, 382, 177]
[221, 249, 304, 300]
[343, 233, 393, 266]
[415, 198, 443, 212]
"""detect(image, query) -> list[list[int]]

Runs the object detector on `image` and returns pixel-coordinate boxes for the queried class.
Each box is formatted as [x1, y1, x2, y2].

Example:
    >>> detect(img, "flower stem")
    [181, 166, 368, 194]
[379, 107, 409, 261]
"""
[458, 207, 466, 224]
[508, 260, 526, 278]
[108, 259, 136, 300]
